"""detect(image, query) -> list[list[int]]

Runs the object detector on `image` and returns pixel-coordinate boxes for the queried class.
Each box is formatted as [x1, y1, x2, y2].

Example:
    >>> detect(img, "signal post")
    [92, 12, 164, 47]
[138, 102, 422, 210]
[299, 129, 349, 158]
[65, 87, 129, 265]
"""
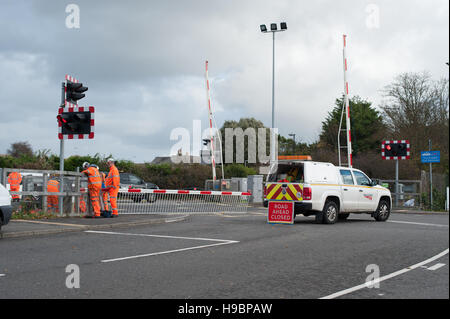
[56, 74, 92, 214]
[381, 140, 410, 207]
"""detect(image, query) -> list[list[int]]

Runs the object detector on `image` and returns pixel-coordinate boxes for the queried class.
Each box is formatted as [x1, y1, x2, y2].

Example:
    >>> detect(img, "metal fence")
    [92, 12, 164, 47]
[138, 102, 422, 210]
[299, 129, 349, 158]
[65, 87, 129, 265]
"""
[1, 168, 88, 216]
[117, 188, 251, 215]
[1, 168, 251, 216]
[378, 179, 423, 208]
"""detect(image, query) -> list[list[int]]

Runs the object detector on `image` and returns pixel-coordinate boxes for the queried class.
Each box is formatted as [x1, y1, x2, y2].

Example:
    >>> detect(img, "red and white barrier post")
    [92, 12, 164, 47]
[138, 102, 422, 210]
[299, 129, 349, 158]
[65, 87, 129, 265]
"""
[343, 35, 353, 168]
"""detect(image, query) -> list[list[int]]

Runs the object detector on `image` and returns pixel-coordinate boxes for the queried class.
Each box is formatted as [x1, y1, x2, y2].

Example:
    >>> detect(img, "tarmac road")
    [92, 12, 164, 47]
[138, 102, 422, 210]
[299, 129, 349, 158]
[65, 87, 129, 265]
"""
[0, 209, 448, 299]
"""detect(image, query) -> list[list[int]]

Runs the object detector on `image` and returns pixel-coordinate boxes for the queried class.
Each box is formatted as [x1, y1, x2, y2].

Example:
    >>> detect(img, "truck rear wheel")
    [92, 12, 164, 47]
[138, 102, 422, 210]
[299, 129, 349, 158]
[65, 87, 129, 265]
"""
[317, 200, 339, 224]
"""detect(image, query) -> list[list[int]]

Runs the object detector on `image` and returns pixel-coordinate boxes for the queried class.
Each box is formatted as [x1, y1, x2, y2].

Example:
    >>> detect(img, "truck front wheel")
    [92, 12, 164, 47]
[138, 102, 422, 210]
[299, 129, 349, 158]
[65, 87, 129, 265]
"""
[374, 199, 391, 222]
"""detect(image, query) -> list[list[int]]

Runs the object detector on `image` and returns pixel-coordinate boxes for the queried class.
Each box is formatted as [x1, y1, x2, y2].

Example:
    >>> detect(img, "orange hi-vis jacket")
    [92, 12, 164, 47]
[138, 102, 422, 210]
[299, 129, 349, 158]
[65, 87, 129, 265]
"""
[8, 172, 22, 187]
[106, 165, 120, 189]
[82, 166, 102, 187]
[47, 179, 59, 192]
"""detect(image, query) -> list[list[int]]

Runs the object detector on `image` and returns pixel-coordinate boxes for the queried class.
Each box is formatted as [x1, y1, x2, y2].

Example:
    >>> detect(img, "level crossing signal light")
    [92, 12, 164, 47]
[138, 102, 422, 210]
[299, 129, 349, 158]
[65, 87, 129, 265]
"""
[382, 140, 410, 159]
[57, 111, 91, 135]
[66, 81, 88, 105]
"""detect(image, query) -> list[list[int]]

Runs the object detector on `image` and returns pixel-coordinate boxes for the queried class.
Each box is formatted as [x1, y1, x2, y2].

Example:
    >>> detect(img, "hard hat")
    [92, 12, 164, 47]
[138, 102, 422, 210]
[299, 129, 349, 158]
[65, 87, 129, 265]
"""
[107, 158, 115, 163]
[82, 162, 90, 169]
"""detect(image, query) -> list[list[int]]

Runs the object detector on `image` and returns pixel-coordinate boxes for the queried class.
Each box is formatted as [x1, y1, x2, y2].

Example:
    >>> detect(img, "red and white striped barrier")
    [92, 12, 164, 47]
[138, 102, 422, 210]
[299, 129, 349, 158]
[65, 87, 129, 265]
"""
[123, 188, 251, 196]
[205, 60, 217, 181]
[116, 188, 251, 215]
[342, 35, 353, 168]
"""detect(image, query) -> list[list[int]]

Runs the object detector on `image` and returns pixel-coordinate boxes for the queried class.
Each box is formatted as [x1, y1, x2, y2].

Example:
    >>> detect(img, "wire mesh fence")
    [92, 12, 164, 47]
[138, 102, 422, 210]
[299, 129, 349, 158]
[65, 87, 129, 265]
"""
[2, 168, 251, 216]
[117, 189, 251, 215]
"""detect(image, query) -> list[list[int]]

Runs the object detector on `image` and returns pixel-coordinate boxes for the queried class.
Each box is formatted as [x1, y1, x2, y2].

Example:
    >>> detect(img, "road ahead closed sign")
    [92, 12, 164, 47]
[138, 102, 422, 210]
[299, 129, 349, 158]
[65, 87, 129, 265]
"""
[268, 201, 294, 224]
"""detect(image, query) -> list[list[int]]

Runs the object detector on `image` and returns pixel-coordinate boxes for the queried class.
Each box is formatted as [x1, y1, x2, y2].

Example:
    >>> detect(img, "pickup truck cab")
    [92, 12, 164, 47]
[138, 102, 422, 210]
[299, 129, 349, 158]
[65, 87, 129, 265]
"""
[264, 160, 392, 224]
[0, 183, 13, 231]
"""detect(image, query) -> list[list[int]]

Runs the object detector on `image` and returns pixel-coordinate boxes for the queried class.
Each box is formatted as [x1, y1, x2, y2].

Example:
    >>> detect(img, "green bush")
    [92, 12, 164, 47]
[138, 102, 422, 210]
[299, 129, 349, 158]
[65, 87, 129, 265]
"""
[421, 188, 447, 211]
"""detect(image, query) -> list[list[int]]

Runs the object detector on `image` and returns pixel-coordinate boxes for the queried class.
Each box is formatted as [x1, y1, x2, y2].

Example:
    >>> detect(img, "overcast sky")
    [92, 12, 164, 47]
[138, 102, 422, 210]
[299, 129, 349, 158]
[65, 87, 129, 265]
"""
[0, 0, 448, 162]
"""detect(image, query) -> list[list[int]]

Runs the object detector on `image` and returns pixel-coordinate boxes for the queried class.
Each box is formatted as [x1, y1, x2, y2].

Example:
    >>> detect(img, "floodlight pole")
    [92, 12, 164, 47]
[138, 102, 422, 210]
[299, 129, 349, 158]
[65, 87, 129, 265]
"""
[271, 31, 276, 164]
[261, 23, 286, 164]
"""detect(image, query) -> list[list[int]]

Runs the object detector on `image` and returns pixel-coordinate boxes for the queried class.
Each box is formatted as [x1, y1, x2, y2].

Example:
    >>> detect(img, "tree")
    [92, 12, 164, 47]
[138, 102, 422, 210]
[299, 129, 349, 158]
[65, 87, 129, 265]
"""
[220, 117, 271, 164]
[381, 72, 449, 185]
[381, 72, 449, 166]
[278, 135, 311, 156]
[7, 141, 33, 158]
[224, 164, 257, 178]
[319, 96, 385, 156]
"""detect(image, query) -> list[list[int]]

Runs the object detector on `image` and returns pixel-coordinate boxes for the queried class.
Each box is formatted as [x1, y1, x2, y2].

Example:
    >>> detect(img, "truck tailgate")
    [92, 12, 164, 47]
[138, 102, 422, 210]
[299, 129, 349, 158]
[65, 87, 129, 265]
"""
[265, 183, 304, 201]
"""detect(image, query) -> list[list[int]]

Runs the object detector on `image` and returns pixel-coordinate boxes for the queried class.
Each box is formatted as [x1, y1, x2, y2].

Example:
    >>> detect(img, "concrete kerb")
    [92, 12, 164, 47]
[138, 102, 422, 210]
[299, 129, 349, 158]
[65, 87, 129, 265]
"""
[392, 209, 449, 216]
[0, 215, 190, 239]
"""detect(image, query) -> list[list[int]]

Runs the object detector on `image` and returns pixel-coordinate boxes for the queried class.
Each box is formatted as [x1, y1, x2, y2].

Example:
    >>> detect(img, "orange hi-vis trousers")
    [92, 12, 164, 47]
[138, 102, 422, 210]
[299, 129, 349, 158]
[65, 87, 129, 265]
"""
[102, 190, 111, 211]
[88, 185, 102, 217]
[107, 186, 119, 216]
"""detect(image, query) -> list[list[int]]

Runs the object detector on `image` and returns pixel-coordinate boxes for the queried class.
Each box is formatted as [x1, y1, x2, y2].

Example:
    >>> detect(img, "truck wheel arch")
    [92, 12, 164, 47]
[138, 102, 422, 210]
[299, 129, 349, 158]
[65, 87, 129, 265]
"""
[320, 194, 341, 211]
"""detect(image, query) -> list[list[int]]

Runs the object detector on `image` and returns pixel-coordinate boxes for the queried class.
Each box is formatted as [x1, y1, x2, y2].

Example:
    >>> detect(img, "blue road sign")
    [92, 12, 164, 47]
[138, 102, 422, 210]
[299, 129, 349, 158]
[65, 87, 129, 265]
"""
[421, 151, 440, 163]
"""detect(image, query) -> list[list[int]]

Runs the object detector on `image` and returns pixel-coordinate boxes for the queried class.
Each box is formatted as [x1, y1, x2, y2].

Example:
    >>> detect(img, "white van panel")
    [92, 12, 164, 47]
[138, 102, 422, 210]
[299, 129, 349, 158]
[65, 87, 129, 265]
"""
[304, 162, 339, 184]
[0, 183, 12, 206]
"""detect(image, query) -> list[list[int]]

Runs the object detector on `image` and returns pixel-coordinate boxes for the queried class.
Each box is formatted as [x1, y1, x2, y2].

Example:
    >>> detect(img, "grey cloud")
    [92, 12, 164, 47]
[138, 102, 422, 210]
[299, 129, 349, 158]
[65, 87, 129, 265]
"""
[0, 0, 448, 162]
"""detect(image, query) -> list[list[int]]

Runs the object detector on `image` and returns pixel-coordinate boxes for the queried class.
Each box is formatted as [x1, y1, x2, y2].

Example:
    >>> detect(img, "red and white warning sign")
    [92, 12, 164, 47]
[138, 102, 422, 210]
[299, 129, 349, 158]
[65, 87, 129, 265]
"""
[57, 106, 95, 140]
[267, 201, 295, 224]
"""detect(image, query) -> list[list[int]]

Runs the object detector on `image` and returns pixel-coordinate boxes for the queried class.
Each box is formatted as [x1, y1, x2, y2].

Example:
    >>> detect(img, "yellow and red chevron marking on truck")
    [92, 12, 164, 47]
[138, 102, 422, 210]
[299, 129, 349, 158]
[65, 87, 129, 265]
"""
[265, 183, 303, 201]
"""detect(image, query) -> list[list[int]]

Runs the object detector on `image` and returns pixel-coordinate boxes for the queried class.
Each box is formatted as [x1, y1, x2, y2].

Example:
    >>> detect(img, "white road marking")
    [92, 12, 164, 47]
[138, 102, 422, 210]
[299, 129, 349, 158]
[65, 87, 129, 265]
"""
[388, 220, 449, 228]
[320, 248, 449, 299]
[85, 230, 239, 263]
[0, 274, 5, 277]
[426, 263, 446, 271]
[85, 230, 238, 243]
[101, 241, 236, 263]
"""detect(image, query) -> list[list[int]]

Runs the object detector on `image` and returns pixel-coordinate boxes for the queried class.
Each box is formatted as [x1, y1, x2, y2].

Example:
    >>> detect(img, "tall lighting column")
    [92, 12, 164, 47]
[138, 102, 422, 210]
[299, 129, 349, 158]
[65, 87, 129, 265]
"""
[260, 22, 287, 163]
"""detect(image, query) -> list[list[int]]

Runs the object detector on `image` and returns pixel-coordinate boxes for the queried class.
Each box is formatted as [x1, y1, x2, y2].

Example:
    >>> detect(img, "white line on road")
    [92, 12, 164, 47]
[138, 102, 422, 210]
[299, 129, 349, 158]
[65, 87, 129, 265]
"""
[85, 230, 239, 243]
[320, 248, 449, 299]
[0, 274, 5, 277]
[101, 241, 236, 263]
[388, 220, 449, 228]
[85, 230, 239, 263]
[426, 263, 446, 271]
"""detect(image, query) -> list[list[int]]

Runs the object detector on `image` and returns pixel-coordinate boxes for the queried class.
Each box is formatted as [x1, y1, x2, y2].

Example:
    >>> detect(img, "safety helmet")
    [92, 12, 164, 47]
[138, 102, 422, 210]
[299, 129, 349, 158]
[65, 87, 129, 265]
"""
[82, 162, 90, 169]
[107, 158, 115, 163]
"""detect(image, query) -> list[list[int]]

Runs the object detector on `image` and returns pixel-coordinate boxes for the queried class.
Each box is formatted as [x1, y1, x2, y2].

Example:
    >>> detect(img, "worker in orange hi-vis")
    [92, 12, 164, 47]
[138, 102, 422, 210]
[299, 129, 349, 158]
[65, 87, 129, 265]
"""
[100, 171, 111, 214]
[81, 162, 102, 218]
[7, 171, 22, 201]
[47, 176, 60, 213]
[105, 158, 120, 217]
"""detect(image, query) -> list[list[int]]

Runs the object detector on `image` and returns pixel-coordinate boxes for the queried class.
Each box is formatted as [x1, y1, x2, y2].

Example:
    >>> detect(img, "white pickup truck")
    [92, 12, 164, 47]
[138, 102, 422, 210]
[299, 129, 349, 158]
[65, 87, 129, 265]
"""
[0, 182, 13, 231]
[264, 160, 392, 224]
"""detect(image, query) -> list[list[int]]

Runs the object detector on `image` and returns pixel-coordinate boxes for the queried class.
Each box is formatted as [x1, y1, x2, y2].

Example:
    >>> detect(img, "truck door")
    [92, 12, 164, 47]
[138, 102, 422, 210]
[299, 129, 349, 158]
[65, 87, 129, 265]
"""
[339, 169, 359, 212]
[352, 170, 378, 211]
